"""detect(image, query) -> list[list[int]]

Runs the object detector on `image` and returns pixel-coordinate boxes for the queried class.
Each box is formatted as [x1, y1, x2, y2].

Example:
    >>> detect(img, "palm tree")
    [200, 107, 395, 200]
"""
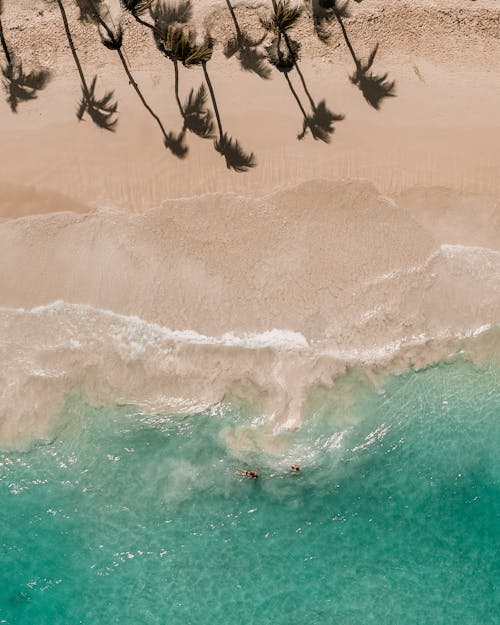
[223, 0, 270, 79]
[56, 0, 117, 130]
[181, 33, 255, 172]
[264, 0, 341, 141]
[81, 0, 176, 149]
[262, 0, 309, 135]
[160, 24, 214, 139]
[262, 0, 302, 71]
[313, 0, 395, 109]
[121, 0, 156, 31]
[0, 0, 51, 112]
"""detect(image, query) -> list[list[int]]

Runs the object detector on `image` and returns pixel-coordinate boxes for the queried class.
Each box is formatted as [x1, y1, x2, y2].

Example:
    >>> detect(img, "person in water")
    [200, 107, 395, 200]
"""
[238, 469, 259, 479]
[291, 464, 299, 474]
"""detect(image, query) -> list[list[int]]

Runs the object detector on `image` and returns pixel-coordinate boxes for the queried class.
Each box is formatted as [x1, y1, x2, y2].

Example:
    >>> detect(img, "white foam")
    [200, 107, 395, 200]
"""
[0, 274, 498, 449]
[362, 243, 500, 289]
[22, 301, 310, 351]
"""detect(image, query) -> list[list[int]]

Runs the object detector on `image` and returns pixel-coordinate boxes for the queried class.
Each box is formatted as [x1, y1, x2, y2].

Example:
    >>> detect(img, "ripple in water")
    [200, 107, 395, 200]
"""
[0, 360, 498, 624]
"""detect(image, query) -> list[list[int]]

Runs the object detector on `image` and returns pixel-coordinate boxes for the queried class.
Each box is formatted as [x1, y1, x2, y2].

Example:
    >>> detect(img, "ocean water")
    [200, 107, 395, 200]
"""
[0, 359, 498, 625]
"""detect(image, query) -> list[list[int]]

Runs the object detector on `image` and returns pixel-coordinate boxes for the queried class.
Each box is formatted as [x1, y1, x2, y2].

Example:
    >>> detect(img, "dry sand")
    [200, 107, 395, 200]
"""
[0, 0, 499, 445]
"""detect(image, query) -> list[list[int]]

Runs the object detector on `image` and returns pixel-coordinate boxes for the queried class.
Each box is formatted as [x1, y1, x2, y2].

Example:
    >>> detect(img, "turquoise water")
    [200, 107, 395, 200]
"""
[1, 360, 499, 624]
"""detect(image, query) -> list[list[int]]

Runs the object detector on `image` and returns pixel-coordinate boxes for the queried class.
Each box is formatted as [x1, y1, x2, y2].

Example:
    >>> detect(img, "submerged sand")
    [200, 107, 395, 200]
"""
[0, 0, 499, 445]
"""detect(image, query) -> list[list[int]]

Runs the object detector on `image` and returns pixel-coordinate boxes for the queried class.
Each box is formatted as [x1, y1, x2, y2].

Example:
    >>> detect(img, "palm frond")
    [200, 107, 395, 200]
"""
[74, 0, 102, 22]
[2, 61, 51, 112]
[162, 24, 194, 62]
[350, 45, 396, 109]
[224, 33, 271, 79]
[267, 0, 302, 33]
[122, 0, 155, 15]
[265, 36, 300, 73]
[101, 24, 124, 49]
[151, 0, 192, 38]
[164, 129, 189, 158]
[299, 100, 344, 142]
[77, 75, 118, 130]
[214, 133, 255, 172]
[350, 67, 396, 109]
[184, 38, 213, 66]
[182, 84, 214, 138]
[313, 0, 350, 41]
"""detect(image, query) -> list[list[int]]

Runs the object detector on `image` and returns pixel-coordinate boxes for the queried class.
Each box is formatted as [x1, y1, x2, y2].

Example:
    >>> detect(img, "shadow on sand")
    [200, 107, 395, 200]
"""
[223, 0, 270, 79]
[57, 0, 117, 130]
[151, 3, 215, 154]
[153, 7, 255, 172]
[312, 0, 396, 109]
[0, 5, 50, 111]
[265, 0, 344, 142]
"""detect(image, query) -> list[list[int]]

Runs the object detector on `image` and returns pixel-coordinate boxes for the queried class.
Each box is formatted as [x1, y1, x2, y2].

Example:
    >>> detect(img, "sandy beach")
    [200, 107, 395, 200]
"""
[0, 0, 499, 444]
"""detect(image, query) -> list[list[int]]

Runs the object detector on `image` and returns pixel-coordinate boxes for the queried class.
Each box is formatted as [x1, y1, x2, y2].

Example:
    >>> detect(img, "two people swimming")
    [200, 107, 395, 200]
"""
[237, 465, 299, 479]
[237, 468, 259, 480]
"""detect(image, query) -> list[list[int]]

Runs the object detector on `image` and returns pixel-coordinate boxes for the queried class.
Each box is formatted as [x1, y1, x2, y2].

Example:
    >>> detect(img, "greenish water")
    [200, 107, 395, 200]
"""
[1, 360, 498, 624]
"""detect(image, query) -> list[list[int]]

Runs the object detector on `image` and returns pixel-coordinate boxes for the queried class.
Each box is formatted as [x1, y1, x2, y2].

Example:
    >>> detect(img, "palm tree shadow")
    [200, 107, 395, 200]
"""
[74, 0, 103, 23]
[150, 0, 193, 42]
[267, 32, 343, 143]
[56, 0, 118, 129]
[1, 4, 50, 111]
[224, 33, 271, 80]
[76, 0, 186, 155]
[182, 84, 215, 138]
[350, 44, 395, 110]
[223, 0, 270, 78]
[164, 130, 188, 158]
[1, 61, 51, 112]
[215, 133, 255, 172]
[299, 100, 345, 142]
[312, 0, 396, 109]
[265, 34, 300, 73]
[77, 75, 118, 130]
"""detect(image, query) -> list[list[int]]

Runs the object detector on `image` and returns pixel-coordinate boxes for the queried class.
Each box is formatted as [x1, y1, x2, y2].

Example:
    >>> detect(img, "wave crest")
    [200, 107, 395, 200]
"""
[0, 297, 498, 449]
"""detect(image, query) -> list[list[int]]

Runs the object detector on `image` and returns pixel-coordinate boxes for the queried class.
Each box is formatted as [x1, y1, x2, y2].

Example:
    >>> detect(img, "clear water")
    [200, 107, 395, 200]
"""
[1, 360, 499, 624]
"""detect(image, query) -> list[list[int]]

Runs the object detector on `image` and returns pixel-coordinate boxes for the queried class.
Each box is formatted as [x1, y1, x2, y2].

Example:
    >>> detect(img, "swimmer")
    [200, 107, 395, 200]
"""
[291, 464, 300, 474]
[237, 468, 259, 480]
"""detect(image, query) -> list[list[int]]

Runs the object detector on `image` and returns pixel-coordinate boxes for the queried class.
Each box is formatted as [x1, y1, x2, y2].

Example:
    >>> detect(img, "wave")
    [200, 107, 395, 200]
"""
[0, 297, 498, 450]
[1, 180, 499, 448]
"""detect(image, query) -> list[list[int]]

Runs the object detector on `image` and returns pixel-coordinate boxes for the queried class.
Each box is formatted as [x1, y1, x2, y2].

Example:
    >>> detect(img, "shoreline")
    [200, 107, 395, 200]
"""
[0, 299, 498, 448]
[0, 0, 499, 446]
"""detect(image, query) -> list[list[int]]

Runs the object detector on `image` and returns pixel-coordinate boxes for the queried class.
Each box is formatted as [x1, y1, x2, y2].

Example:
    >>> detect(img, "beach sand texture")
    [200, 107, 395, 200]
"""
[0, 0, 499, 444]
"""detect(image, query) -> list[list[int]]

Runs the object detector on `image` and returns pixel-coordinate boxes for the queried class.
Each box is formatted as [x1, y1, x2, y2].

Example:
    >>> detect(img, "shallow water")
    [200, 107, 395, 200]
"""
[1, 359, 498, 624]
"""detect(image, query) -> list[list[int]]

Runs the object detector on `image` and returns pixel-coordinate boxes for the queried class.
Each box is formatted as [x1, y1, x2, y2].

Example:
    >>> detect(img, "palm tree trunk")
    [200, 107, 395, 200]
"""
[115, 46, 168, 140]
[173, 58, 183, 117]
[0, 16, 12, 66]
[224, 0, 242, 41]
[277, 29, 284, 65]
[293, 59, 316, 112]
[284, 70, 309, 129]
[333, 8, 360, 70]
[202, 61, 223, 141]
[280, 28, 315, 112]
[132, 13, 155, 33]
[55, 0, 89, 95]
[85, 0, 169, 141]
